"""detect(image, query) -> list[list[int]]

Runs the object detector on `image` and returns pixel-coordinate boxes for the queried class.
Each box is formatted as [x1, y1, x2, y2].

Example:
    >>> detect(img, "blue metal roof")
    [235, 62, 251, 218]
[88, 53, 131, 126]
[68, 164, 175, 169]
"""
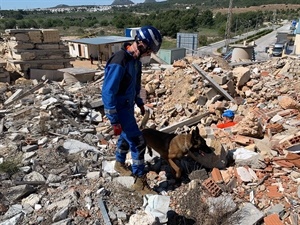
[68, 36, 134, 45]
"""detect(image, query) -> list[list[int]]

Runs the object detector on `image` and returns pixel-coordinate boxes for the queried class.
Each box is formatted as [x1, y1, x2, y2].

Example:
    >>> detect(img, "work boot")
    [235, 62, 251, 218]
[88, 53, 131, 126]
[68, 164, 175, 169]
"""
[114, 161, 132, 176]
[131, 175, 157, 195]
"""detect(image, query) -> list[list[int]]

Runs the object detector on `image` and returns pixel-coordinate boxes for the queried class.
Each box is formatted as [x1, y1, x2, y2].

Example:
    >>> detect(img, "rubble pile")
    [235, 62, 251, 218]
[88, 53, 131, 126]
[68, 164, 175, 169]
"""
[0, 55, 300, 225]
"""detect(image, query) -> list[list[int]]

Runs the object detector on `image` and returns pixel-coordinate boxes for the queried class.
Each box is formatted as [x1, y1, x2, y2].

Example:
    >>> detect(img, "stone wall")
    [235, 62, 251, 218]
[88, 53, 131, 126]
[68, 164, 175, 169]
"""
[3, 29, 73, 75]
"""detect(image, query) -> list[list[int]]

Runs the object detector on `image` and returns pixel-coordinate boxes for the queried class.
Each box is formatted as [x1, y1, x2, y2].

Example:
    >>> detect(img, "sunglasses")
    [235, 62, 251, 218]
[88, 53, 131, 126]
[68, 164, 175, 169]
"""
[139, 41, 152, 54]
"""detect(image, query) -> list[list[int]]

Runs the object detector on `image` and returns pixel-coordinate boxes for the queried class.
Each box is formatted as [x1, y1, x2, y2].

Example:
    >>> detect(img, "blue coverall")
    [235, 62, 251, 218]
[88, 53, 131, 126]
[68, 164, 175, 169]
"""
[102, 43, 146, 177]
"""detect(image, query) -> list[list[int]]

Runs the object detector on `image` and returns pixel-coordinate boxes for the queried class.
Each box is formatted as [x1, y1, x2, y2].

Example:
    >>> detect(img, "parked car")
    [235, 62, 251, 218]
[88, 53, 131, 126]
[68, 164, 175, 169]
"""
[272, 43, 285, 57]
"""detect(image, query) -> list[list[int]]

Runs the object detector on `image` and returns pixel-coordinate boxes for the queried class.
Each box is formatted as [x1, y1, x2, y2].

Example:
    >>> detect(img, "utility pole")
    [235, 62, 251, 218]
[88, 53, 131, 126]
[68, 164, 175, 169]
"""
[224, 0, 233, 53]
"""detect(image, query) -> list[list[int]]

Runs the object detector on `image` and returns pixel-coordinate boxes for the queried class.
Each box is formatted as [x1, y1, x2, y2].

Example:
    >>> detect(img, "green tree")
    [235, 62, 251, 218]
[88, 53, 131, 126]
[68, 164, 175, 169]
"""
[2, 19, 17, 29]
[198, 10, 214, 27]
[100, 19, 109, 26]
[198, 34, 208, 46]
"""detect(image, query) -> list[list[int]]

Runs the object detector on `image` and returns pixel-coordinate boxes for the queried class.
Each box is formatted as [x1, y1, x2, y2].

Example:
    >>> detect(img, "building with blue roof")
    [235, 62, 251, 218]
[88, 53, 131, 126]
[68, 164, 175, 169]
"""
[67, 36, 134, 62]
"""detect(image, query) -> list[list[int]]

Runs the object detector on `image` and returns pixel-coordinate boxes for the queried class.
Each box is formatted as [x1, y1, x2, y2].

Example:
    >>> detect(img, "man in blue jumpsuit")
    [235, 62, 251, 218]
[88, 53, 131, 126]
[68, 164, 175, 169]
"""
[102, 26, 162, 195]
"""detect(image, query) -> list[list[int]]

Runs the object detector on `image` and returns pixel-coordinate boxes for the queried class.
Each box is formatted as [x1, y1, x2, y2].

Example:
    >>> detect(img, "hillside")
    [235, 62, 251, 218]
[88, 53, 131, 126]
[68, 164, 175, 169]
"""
[213, 3, 300, 14]
[144, 0, 157, 3]
[166, 0, 300, 8]
[111, 0, 134, 5]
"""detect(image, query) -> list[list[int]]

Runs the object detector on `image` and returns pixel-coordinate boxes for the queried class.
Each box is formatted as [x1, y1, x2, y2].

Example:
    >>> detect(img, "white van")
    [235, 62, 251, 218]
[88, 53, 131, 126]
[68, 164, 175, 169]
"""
[272, 43, 285, 57]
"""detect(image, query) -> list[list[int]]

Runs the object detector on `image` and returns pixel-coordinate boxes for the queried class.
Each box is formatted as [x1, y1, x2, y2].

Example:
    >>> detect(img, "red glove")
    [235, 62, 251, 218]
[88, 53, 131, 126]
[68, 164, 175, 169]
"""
[139, 105, 145, 116]
[112, 124, 122, 135]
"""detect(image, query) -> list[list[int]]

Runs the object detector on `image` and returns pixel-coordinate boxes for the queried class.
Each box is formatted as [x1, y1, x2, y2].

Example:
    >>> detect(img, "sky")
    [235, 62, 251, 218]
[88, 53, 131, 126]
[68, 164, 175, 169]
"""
[0, 0, 161, 10]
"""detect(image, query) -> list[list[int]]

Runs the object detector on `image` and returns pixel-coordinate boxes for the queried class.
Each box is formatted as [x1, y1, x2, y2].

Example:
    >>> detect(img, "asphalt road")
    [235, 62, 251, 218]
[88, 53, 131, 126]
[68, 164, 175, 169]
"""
[197, 23, 291, 61]
[254, 23, 290, 60]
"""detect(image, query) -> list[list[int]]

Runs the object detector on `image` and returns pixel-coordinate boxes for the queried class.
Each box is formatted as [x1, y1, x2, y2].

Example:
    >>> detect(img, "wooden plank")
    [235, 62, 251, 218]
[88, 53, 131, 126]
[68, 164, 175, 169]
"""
[159, 112, 210, 133]
[192, 63, 236, 102]
[4, 81, 47, 107]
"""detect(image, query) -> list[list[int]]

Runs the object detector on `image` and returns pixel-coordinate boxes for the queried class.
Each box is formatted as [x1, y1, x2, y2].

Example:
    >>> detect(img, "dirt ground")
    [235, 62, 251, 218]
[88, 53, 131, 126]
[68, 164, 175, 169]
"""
[71, 58, 104, 70]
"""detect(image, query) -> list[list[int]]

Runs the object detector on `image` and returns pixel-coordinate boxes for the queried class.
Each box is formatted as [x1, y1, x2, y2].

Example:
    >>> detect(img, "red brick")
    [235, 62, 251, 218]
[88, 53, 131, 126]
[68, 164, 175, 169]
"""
[232, 135, 253, 145]
[273, 159, 295, 168]
[265, 123, 284, 134]
[266, 186, 283, 199]
[211, 168, 223, 183]
[251, 108, 282, 124]
[260, 71, 269, 76]
[264, 214, 284, 225]
[277, 109, 299, 117]
[285, 153, 300, 168]
[202, 178, 222, 197]
[264, 165, 273, 173]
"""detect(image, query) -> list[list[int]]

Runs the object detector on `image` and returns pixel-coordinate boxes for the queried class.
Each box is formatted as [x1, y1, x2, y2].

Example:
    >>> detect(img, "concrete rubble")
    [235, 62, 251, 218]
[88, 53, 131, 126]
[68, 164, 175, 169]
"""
[0, 54, 300, 225]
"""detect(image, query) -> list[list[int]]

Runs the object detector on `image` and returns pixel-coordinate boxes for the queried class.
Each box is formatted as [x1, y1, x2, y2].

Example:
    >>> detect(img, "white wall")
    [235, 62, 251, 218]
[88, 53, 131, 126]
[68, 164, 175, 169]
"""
[295, 34, 300, 55]
[68, 43, 88, 58]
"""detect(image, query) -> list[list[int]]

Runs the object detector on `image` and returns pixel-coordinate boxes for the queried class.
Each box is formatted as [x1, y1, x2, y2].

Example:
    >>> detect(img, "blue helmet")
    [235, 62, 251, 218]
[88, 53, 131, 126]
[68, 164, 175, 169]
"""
[222, 110, 235, 118]
[136, 26, 162, 54]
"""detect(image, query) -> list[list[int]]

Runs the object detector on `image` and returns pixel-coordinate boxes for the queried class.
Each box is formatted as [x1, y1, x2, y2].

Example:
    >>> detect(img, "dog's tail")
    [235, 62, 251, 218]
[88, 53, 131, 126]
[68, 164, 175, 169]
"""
[139, 108, 150, 130]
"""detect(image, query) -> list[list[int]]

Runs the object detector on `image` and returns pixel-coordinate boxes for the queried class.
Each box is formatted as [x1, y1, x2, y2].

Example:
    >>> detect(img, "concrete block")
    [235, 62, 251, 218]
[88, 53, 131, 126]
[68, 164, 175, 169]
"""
[230, 202, 264, 225]
[14, 33, 30, 42]
[42, 64, 65, 70]
[226, 80, 236, 96]
[233, 67, 250, 87]
[211, 74, 228, 85]
[30, 69, 64, 81]
[197, 95, 207, 105]
[12, 51, 36, 60]
[205, 88, 219, 100]
[35, 43, 61, 50]
[42, 29, 60, 43]
[8, 41, 34, 49]
[28, 30, 42, 43]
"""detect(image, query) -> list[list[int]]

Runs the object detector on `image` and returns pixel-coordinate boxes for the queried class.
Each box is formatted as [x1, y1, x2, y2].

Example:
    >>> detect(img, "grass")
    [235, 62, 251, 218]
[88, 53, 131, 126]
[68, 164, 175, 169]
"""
[0, 159, 19, 176]
[161, 37, 177, 49]
[197, 28, 220, 37]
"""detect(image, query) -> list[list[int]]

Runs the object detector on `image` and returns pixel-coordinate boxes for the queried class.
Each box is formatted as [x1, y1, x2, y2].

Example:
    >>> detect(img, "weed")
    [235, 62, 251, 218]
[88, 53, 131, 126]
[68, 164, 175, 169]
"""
[175, 180, 240, 225]
[0, 160, 19, 177]
[187, 89, 194, 96]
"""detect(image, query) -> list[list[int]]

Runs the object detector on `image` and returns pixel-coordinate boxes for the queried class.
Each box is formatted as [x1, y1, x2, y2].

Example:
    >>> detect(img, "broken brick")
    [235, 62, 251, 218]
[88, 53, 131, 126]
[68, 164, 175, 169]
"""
[266, 186, 283, 199]
[211, 168, 223, 183]
[272, 159, 295, 168]
[285, 152, 300, 168]
[260, 71, 269, 76]
[277, 109, 299, 118]
[251, 108, 282, 124]
[265, 123, 284, 134]
[232, 135, 253, 145]
[202, 178, 222, 197]
[264, 213, 284, 225]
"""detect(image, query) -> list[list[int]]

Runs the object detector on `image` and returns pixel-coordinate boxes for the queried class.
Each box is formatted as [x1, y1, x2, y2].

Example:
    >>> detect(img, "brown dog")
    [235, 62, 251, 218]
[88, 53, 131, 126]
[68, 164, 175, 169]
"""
[142, 126, 212, 178]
